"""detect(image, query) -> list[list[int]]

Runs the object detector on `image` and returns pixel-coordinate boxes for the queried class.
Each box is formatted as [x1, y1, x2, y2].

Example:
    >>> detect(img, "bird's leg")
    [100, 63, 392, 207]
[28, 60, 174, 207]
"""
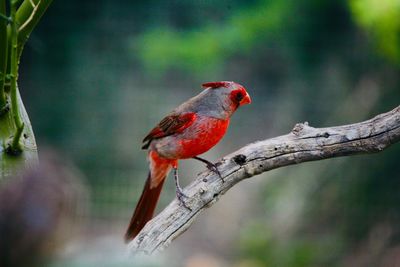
[173, 166, 191, 211]
[192, 156, 224, 182]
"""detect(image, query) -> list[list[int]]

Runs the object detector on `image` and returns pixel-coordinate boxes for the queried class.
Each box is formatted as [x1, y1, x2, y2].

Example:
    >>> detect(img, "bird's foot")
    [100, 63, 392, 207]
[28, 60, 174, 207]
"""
[176, 187, 191, 211]
[205, 162, 224, 183]
[193, 156, 224, 183]
[173, 166, 192, 211]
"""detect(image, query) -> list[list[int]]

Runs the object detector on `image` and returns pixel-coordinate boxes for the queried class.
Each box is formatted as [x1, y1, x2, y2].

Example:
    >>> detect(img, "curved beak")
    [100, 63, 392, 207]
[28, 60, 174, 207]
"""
[240, 92, 251, 105]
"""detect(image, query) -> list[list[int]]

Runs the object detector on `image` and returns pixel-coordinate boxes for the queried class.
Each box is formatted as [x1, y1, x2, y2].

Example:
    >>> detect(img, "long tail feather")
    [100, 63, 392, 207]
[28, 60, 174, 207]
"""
[124, 173, 165, 242]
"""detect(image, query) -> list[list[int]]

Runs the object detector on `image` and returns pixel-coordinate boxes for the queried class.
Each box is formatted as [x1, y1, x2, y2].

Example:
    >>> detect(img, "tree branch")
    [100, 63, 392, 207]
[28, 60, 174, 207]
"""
[127, 105, 400, 255]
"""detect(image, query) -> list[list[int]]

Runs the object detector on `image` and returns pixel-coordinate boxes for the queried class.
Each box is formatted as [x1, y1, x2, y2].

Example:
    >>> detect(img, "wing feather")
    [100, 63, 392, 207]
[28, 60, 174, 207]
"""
[142, 112, 196, 149]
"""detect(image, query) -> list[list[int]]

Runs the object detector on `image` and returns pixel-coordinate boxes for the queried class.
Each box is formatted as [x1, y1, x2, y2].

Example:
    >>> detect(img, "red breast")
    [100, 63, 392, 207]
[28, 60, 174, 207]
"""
[175, 117, 230, 159]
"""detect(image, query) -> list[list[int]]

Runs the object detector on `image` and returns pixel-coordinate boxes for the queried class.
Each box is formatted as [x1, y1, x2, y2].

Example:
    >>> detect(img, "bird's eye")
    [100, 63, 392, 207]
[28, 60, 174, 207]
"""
[235, 92, 244, 102]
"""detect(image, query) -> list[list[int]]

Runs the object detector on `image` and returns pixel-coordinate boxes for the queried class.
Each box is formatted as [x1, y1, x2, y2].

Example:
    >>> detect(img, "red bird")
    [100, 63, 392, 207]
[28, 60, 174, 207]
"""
[125, 81, 251, 242]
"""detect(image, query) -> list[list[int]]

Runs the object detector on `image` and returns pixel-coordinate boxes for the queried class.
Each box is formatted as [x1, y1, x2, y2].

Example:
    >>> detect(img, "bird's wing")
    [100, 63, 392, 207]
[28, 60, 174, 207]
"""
[142, 112, 196, 149]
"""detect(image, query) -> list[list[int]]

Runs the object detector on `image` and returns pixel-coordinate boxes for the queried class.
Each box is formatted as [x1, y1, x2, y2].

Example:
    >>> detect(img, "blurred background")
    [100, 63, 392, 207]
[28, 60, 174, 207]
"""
[12, 0, 400, 266]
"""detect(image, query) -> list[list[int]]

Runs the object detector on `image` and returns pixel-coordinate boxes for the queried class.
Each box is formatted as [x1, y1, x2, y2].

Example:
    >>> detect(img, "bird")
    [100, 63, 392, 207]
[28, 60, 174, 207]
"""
[125, 81, 251, 242]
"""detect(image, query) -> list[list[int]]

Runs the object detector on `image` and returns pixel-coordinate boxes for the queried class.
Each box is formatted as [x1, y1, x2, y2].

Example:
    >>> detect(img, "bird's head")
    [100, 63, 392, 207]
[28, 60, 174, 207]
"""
[202, 81, 251, 109]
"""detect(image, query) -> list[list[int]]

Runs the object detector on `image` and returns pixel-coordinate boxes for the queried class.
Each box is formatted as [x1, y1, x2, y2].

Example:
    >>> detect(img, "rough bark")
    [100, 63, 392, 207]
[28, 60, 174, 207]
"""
[127, 105, 400, 255]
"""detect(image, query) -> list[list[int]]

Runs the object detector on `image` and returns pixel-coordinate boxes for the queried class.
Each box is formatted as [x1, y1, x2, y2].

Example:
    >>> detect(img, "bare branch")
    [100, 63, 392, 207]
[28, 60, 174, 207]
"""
[127, 105, 400, 255]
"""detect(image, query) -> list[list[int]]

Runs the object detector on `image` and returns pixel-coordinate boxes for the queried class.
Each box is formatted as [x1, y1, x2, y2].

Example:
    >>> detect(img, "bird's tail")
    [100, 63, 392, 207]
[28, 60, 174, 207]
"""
[124, 151, 175, 242]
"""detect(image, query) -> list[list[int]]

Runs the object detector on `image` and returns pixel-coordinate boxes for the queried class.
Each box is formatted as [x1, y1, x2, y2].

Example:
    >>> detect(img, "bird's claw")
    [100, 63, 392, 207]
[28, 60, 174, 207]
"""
[192, 156, 224, 183]
[206, 163, 224, 183]
[176, 188, 192, 211]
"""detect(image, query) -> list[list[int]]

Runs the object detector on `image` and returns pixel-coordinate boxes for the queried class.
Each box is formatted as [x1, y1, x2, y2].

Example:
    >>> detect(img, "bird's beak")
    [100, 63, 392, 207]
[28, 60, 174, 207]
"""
[240, 92, 251, 105]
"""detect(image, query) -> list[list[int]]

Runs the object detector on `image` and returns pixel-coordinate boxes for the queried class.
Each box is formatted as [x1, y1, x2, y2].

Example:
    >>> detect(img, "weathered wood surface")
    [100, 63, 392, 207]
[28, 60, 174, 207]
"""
[128, 105, 400, 255]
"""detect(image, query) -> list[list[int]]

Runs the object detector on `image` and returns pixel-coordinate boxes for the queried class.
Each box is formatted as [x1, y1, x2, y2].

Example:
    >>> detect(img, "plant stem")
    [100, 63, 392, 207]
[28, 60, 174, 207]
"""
[9, 0, 24, 152]
[16, 0, 53, 59]
[0, 0, 7, 111]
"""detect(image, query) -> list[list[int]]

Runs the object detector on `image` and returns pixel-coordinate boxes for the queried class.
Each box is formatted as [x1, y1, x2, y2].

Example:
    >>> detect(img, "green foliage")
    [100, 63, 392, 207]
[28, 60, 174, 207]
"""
[238, 222, 345, 266]
[132, 0, 288, 74]
[133, 0, 400, 75]
[350, 0, 400, 64]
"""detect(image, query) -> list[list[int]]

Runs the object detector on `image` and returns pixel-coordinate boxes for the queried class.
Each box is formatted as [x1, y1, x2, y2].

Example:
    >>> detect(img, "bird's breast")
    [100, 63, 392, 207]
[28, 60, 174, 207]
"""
[153, 116, 230, 159]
